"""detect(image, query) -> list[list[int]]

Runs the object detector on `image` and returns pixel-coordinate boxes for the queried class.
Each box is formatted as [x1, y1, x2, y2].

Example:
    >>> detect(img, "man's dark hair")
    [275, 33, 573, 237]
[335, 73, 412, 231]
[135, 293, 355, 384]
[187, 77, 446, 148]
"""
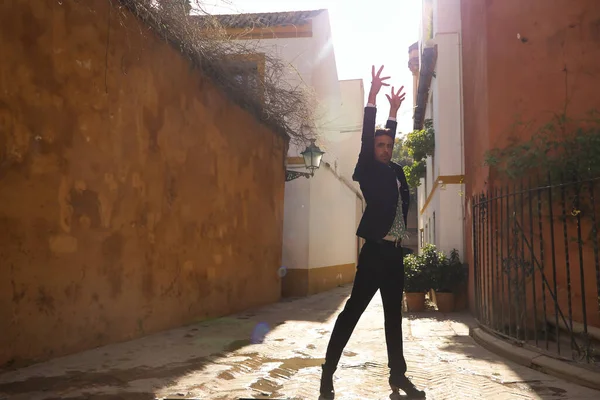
[375, 128, 394, 139]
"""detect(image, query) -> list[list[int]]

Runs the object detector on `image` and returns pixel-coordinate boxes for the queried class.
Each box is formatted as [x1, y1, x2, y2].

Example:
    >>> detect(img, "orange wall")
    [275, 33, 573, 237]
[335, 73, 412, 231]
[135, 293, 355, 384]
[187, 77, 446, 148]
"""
[463, 0, 600, 192]
[0, 0, 286, 367]
[462, 0, 600, 322]
[461, 0, 600, 314]
[461, 0, 490, 314]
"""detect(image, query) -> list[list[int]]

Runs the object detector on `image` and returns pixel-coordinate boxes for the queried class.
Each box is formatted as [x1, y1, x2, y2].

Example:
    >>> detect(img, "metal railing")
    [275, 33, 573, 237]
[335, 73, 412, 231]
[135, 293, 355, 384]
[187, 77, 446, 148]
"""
[472, 177, 600, 365]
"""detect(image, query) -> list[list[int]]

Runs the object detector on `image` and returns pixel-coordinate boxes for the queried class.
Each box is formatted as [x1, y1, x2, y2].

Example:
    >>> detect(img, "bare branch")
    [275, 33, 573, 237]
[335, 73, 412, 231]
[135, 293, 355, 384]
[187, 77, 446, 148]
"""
[114, 0, 317, 146]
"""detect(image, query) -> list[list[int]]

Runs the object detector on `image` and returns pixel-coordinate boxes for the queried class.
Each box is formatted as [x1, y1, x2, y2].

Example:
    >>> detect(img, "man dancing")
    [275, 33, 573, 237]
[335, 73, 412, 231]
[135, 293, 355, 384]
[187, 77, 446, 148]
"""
[319, 66, 426, 399]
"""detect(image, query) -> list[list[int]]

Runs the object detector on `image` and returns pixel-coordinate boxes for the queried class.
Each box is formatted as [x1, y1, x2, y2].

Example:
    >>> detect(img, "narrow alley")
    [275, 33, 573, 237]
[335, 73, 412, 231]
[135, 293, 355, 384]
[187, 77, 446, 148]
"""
[2, 1, 600, 399]
[0, 285, 597, 400]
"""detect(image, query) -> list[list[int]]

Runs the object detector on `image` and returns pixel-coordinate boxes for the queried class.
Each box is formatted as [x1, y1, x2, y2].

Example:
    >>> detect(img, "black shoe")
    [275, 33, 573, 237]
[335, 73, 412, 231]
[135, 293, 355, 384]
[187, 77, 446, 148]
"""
[389, 375, 425, 398]
[319, 364, 335, 400]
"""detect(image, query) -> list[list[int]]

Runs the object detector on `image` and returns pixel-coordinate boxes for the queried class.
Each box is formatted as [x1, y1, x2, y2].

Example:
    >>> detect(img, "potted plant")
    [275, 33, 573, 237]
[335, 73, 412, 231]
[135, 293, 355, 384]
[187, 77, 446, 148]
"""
[432, 249, 467, 313]
[419, 244, 444, 302]
[403, 253, 430, 312]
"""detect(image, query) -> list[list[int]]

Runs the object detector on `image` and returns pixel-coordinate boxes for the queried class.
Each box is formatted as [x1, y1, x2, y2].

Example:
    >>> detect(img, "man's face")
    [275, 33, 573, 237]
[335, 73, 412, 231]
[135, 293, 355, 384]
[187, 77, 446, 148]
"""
[374, 135, 393, 164]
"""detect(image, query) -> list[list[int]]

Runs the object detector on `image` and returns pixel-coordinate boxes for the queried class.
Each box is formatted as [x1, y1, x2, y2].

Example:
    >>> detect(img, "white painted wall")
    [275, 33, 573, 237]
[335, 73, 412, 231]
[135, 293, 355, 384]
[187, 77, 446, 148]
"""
[304, 14, 362, 270]
[283, 159, 362, 272]
[310, 11, 343, 156]
[239, 11, 363, 275]
[438, 186, 465, 255]
[309, 165, 358, 269]
[419, 187, 465, 254]
[230, 11, 350, 162]
[416, 0, 465, 257]
[335, 79, 364, 190]
[432, 32, 463, 177]
[433, 0, 462, 33]
[282, 177, 310, 270]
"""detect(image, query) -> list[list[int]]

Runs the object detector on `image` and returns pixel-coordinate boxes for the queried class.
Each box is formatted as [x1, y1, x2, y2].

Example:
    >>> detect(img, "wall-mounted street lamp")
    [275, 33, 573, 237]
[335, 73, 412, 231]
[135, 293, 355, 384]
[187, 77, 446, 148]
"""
[285, 139, 325, 182]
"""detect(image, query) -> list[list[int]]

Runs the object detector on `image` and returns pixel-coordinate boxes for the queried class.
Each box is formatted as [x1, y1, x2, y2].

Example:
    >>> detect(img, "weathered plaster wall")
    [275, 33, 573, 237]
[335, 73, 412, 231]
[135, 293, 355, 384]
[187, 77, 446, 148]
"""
[461, 0, 600, 317]
[0, 0, 286, 366]
[461, 0, 490, 315]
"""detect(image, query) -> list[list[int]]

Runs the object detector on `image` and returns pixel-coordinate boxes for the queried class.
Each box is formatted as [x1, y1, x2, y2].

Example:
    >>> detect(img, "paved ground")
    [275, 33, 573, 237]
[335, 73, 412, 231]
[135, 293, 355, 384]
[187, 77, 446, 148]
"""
[1, 285, 599, 400]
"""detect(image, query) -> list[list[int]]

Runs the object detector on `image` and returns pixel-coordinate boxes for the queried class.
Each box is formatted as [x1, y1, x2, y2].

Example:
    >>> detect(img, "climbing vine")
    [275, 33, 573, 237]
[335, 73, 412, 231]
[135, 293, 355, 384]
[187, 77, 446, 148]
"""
[484, 110, 600, 231]
[402, 119, 435, 188]
[484, 110, 600, 183]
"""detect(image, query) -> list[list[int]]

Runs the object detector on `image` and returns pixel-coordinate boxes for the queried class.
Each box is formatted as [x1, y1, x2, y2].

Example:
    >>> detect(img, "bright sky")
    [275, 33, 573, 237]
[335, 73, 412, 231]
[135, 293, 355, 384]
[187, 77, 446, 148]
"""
[198, 0, 421, 135]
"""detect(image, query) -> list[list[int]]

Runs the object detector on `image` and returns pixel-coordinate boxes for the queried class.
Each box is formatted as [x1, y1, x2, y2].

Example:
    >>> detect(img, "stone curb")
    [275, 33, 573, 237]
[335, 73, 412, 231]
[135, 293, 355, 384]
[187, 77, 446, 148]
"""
[470, 327, 600, 392]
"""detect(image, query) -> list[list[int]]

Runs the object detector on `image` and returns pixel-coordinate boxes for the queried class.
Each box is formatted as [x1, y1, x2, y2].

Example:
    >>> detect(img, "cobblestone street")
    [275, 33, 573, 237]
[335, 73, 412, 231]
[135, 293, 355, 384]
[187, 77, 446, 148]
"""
[1, 285, 598, 400]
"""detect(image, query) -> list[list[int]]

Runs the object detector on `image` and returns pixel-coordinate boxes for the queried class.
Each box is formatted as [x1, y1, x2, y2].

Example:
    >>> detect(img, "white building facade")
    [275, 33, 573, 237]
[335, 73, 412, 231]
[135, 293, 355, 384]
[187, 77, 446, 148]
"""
[213, 10, 365, 296]
[411, 0, 465, 256]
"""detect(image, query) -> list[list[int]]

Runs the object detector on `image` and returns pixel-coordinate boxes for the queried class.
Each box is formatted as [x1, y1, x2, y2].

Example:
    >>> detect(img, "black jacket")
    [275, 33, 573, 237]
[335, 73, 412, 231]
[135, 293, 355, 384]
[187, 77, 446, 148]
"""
[352, 106, 410, 241]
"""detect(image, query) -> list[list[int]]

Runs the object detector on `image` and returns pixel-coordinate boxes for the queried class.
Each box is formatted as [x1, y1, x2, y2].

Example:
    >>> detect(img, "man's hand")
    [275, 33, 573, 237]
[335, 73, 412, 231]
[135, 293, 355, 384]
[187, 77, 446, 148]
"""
[386, 86, 406, 119]
[368, 65, 391, 105]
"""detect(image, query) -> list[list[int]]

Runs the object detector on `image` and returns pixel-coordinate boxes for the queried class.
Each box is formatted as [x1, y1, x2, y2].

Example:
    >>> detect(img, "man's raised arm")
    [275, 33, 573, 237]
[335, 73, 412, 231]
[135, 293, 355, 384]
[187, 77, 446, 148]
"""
[386, 86, 409, 222]
[352, 65, 390, 182]
[384, 85, 405, 142]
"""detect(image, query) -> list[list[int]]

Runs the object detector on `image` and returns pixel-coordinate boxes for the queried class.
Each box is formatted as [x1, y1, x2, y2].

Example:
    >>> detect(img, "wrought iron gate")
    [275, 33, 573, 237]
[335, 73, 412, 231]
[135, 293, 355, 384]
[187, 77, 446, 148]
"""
[472, 177, 600, 365]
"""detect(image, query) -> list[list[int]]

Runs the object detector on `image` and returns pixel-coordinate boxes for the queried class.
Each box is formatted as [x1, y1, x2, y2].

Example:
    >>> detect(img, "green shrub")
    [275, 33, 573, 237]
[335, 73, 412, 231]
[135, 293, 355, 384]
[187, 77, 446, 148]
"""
[404, 253, 430, 293]
[403, 244, 467, 294]
[432, 249, 467, 293]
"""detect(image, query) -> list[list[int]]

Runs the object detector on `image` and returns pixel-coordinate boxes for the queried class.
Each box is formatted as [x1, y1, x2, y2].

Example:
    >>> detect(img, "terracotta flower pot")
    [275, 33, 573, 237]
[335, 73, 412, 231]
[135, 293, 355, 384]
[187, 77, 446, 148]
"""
[434, 291, 455, 313]
[405, 292, 426, 312]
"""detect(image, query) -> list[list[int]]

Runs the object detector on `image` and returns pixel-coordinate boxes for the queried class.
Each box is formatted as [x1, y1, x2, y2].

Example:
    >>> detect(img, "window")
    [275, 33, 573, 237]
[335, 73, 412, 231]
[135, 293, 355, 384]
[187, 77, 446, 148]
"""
[223, 54, 265, 99]
[428, 217, 432, 243]
[230, 60, 260, 92]
[430, 91, 434, 120]
[432, 211, 436, 245]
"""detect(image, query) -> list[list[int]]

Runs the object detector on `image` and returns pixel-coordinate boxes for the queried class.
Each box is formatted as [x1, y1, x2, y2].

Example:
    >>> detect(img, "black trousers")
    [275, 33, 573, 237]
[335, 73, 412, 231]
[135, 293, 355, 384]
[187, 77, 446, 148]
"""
[324, 240, 407, 377]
